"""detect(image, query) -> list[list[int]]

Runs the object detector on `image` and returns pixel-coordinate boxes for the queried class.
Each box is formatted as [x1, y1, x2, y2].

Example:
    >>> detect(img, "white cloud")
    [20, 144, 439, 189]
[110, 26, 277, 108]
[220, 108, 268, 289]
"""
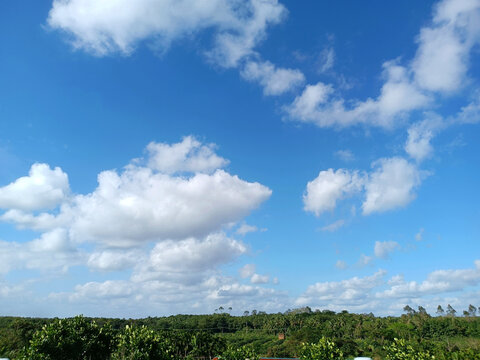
[415, 228, 424, 241]
[47, 0, 286, 68]
[286, 62, 430, 129]
[374, 241, 399, 259]
[236, 223, 260, 235]
[405, 115, 445, 162]
[132, 233, 246, 284]
[296, 269, 386, 306]
[303, 169, 363, 216]
[320, 219, 345, 232]
[0, 163, 69, 211]
[318, 47, 335, 73]
[87, 249, 144, 272]
[362, 157, 425, 215]
[251, 273, 269, 284]
[335, 149, 355, 162]
[146, 136, 228, 174]
[239, 264, 256, 278]
[0, 229, 83, 274]
[358, 254, 374, 267]
[0, 138, 271, 285]
[305, 157, 426, 218]
[378, 260, 480, 299]
[335, 260, 347, 270]
[67, 166, 270, 247]
[412, 0, 480, 93]
[241, 60, 305, 95]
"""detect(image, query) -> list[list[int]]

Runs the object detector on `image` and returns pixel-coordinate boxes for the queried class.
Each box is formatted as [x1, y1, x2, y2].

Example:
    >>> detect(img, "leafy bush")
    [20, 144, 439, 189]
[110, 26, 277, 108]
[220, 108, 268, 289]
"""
[111, 325, 174, 360]
[384, 338, 434, 360]
[20, 315, 114, 360]
[299, 337, 344, 360]
[216, 345, 259, 360]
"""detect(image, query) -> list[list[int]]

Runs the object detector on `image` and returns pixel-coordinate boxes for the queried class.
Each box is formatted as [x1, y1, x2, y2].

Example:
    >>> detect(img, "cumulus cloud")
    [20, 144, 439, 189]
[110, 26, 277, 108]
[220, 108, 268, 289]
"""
[287, 0, 480, 129]
[286, 62, 430, 128]
[412, 0, 480, 93]
[47, 0, 286, 68]
[0, 163, 69, 211]
[405, 115, 445, 162]
[241, 60, 305, 95]
[295, 260, 480, 315]
[378, 260, 480, 299]
[303, 169, 363, 216]
[296, 269, 386, 306]
[305, 157, 426, 217]
[374, 241, 400, 259]
[132, 233, 246, 284]
[146, 136, 228, 174]
[0, 229, 83, 274]
[240, 264, 256, 279]
[362, 157, 425, 215]
[251, 273, 269, 284]
[0, 138, 271, 277]
[236, 223, 260, 235]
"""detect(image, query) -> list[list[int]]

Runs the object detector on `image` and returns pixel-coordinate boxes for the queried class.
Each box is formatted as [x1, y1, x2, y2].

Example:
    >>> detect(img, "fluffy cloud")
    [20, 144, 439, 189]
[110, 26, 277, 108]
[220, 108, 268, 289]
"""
[374, 241, 400, 259]
[405, 115, 445, 162]
[303, 169, 363, 216]
[378, 260, 480, 299]
[412, 0, 480, 93]
[286, 62, 430, 128]
[296, 260, 480, 315]
[362, 157, 424, 215]
[251, 273, 269, 284]
[0, 163, 69, 211]
[47, 0, 286, 68]
[304, 157, 425, 217]
[296, 270, 386, 306]
[287, 0, 480, 129]
[240, 264, 256, 279]
[241, 60, 305, 95]
[0, 138, 271, 276]
[132, 233, 246, 284]
[146, 136, 228, 174]
[67, 166, 270, 247]
[0, 229, 83, 274]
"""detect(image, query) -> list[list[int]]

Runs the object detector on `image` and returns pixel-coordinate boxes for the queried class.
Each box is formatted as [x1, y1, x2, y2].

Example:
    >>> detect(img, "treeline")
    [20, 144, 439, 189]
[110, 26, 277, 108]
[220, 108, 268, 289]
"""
[1, 306, 480, 359]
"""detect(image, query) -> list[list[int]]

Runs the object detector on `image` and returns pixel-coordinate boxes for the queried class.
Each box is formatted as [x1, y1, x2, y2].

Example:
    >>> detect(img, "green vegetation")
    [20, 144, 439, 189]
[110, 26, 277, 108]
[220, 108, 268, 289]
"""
[1, 306, 480, 359]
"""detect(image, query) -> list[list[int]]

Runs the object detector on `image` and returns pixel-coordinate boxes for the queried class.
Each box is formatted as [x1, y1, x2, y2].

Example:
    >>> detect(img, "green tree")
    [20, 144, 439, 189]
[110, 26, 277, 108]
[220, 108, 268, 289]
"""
[216, 345, 259, 360]
[384, 338, 434, 360]
[21, 316, 115, 360]
[112, 325, 173, 360]
[436, 305, 445, 316]
[299, 337, 344, 360]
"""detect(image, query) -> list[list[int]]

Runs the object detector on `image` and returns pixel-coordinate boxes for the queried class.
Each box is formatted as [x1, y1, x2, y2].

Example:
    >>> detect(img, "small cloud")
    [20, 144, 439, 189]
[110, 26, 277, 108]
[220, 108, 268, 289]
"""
[318, 47, 335, 73]
[239, 264, 256, 279]
[415, 228, 424, 242]
[321, 219, 345, 232]
[335, 149, 355, 162]
[251, 273, 269, 284]
[358, 254, 373, 267]
[374, 241, 400, 259]
[335, 260, 347, 270]
[272, 277, 279, 285]
[236, 222, 267, 236]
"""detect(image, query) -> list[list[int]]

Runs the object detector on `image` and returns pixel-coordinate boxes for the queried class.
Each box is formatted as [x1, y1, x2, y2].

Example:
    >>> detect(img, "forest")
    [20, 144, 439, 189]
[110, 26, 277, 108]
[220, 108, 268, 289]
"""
[1, 305, 480, 359]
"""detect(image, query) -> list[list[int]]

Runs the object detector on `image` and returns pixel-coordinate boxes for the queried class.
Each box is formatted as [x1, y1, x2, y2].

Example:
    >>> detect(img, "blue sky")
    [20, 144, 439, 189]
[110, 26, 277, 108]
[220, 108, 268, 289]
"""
[0, 0, 480, 318]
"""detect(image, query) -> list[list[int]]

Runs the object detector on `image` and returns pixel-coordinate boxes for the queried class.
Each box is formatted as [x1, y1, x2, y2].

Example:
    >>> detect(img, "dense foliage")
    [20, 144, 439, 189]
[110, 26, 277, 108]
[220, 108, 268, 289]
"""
[1, 306, 480, 359]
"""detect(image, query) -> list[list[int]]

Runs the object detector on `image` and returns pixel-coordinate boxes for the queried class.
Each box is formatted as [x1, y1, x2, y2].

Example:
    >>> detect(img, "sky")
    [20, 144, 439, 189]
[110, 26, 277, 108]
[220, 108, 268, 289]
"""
[0, 0, 480, 318]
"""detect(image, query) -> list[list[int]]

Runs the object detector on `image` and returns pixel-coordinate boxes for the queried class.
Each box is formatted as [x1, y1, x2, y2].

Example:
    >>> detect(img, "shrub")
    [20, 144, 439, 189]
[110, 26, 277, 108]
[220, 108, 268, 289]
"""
[299, 337, 344, 360]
